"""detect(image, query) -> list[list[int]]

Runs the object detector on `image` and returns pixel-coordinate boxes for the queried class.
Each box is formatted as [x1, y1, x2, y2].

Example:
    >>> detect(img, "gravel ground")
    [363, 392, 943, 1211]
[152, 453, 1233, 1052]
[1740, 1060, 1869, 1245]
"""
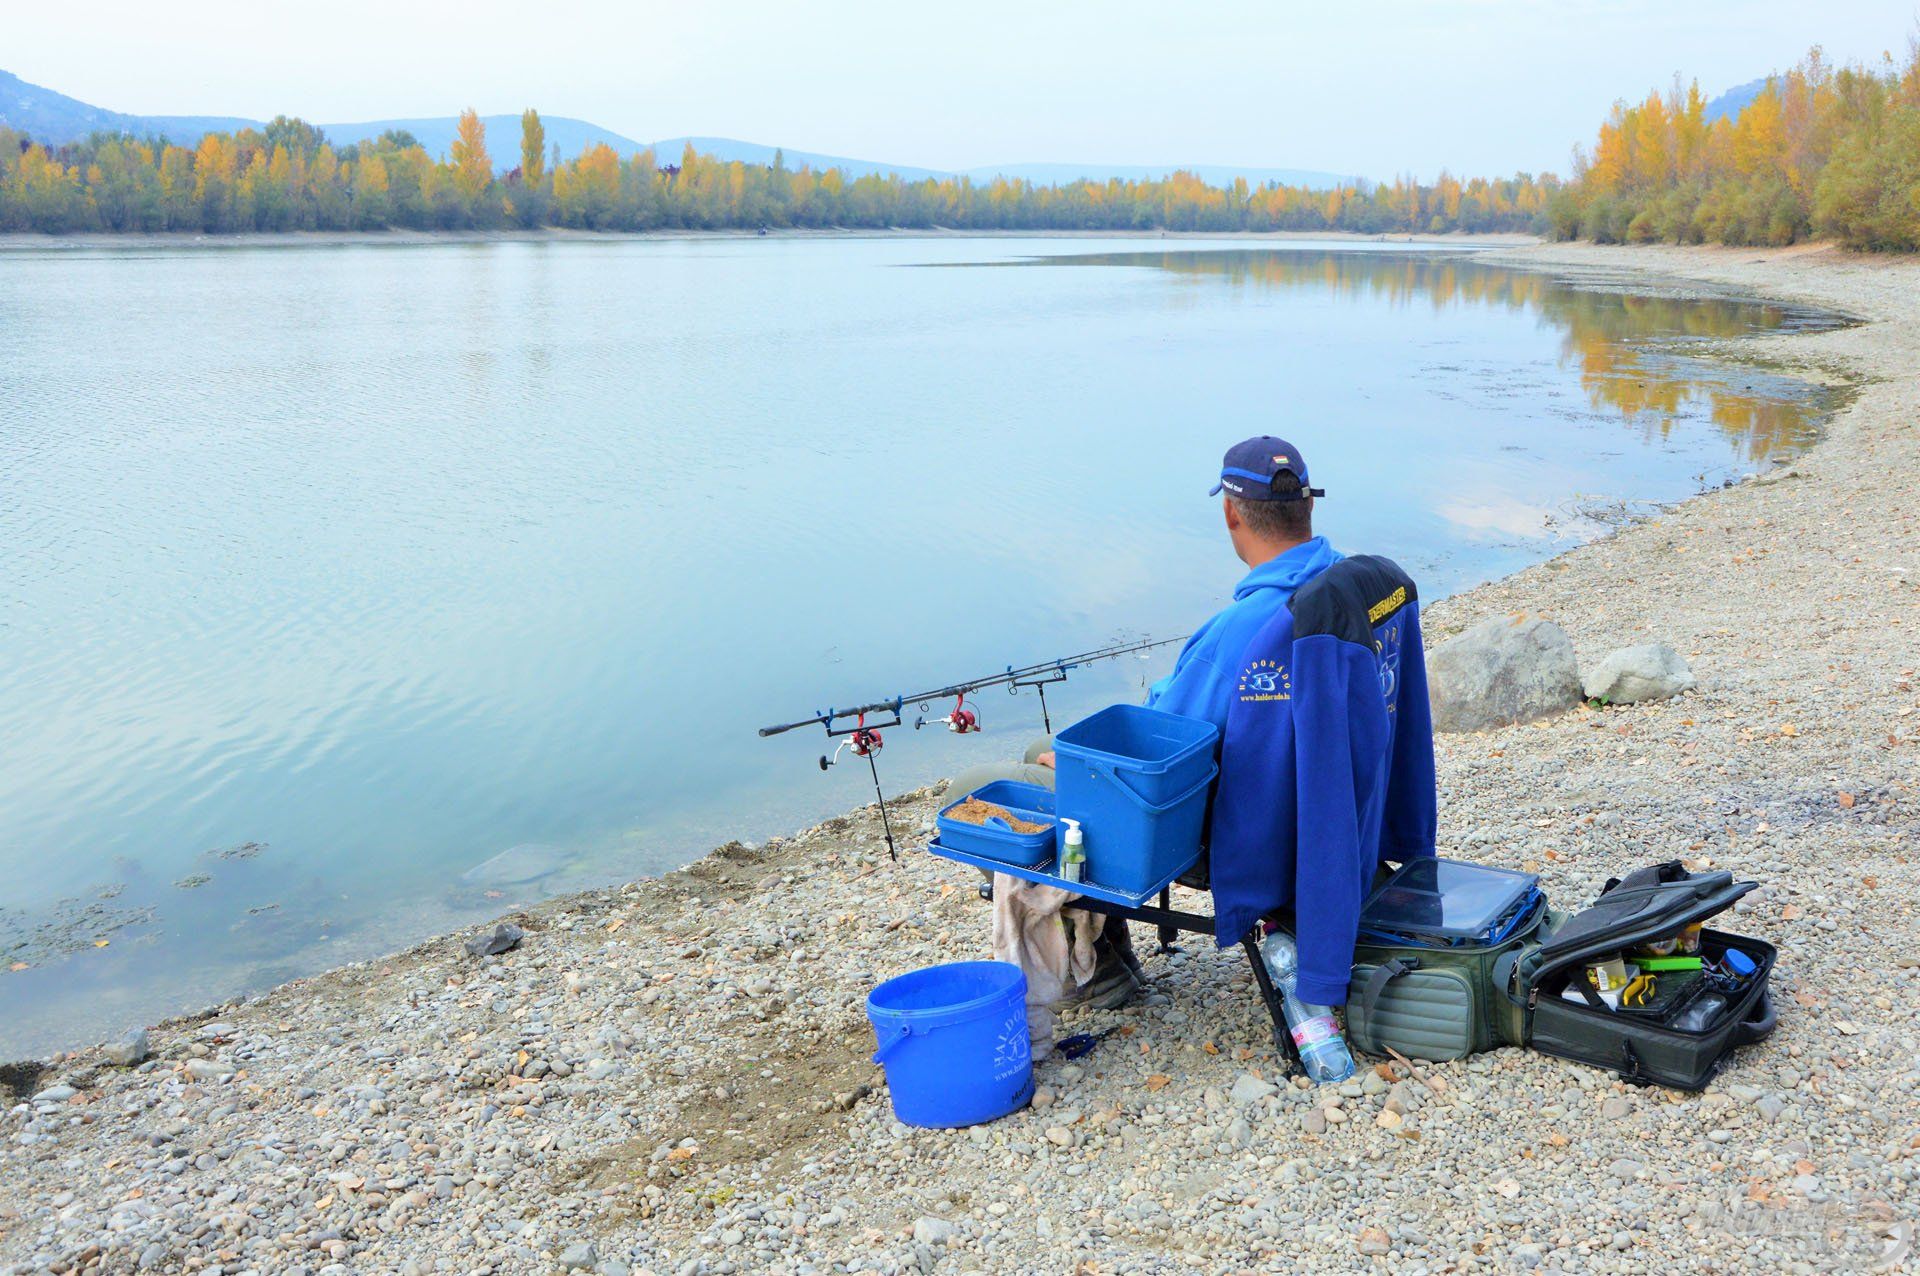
[4, 242, 1916, 1275]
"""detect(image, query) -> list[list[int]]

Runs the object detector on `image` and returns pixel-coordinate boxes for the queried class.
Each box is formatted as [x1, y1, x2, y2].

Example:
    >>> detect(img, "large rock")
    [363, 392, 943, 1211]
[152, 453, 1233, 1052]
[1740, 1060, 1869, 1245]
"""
[1428, 614, 1582, 732]
[1583, 643, 1695, 704]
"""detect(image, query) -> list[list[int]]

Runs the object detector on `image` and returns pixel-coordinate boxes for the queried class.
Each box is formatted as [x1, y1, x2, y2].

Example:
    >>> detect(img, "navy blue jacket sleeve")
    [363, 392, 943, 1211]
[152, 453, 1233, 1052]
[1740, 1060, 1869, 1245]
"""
[1289, 632, 1393, 1005]
[1380, 602, 1438, 864]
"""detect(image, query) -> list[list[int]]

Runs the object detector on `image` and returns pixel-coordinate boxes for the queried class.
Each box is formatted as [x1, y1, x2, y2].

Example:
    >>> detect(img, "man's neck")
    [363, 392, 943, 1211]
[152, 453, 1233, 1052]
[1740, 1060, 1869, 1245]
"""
[1241, 535, 1311, 570]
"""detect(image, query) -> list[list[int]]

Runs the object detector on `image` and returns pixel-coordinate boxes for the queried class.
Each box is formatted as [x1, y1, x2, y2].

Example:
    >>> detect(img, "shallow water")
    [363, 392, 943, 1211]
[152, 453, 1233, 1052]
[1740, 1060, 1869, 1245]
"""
[0, 237, 1837, 1056]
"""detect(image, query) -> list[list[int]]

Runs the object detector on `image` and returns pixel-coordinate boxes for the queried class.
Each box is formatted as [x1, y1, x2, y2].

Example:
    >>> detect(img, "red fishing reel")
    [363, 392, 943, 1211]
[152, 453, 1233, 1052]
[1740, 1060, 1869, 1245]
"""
[821, 713, 885, 769]
[915, 693, 980, 734]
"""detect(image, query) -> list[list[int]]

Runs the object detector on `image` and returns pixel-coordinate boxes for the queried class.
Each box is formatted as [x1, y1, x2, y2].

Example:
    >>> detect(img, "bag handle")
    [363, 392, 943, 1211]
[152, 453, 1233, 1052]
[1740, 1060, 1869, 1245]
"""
[1733, 989, 1777, 1046]
[1353, 956, 1420, 1027]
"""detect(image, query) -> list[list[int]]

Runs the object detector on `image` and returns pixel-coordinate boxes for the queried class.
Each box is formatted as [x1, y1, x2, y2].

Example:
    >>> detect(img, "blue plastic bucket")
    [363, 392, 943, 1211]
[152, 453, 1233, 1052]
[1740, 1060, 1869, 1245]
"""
[866, 961, 1033, 1128]
[1055, 705, 1220, 895]
[1054, 705, 1217, 805]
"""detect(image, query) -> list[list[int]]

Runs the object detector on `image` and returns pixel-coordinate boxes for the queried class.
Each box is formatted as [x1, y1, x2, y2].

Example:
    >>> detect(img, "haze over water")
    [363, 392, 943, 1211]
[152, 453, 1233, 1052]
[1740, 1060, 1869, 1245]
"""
[0, 237, 1836, 1056]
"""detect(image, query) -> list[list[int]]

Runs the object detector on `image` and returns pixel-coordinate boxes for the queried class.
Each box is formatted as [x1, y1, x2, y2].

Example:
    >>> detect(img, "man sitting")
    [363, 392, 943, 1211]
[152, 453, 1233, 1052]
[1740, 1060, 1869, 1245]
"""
[949, 436, 1343, 1006]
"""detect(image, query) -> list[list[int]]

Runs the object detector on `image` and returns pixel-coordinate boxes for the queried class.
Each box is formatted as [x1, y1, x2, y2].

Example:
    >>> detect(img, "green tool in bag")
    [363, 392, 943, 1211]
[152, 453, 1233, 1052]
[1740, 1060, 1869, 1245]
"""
[1345, 858, 1551, 1061]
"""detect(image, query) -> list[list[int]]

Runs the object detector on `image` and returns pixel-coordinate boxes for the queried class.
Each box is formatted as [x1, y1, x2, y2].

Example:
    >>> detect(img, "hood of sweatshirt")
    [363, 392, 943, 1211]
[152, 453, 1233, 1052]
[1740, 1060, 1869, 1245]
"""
[1231, 536, 1342, 603]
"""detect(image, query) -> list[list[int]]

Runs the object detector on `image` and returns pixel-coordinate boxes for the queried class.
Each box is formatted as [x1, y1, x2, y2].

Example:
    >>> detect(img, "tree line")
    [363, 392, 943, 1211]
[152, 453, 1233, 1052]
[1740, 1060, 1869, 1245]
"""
[3, 38, 1914, 249]
[0, 107, 1549, 237]
[1546, 41, 1920, 251]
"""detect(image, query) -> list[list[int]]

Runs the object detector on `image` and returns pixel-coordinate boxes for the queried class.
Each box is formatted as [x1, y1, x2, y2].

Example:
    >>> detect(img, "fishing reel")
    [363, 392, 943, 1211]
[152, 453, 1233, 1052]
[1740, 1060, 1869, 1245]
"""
[915, 692, 980, 734]
[820, 713, 889, 770]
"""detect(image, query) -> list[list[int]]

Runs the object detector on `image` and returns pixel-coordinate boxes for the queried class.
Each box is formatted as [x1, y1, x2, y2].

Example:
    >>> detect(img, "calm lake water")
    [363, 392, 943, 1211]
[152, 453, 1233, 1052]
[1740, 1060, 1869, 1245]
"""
[0, 236, 1837, 1056]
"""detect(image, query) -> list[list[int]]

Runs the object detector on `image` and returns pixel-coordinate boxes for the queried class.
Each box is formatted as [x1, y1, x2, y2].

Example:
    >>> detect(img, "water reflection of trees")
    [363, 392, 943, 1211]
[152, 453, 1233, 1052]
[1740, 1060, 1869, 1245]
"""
[1037, 251, 1824, 463]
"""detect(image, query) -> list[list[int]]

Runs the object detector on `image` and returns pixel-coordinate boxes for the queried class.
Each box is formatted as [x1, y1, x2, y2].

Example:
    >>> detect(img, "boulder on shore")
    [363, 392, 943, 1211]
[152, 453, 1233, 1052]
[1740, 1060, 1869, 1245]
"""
[1428, 614, 1582, 732]
[1583, 642, 1695, 703]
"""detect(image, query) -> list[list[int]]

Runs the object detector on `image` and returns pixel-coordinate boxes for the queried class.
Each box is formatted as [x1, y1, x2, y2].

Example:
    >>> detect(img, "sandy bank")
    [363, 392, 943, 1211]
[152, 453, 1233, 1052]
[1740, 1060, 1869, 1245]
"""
[2, 242, 1915, 1276]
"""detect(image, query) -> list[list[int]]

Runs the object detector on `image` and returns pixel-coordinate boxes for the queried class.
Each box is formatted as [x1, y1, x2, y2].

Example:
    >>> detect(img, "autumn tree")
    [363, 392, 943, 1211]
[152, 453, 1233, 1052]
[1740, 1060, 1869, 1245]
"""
[509, 108, 547, 227]
[449, 108, 493, 225]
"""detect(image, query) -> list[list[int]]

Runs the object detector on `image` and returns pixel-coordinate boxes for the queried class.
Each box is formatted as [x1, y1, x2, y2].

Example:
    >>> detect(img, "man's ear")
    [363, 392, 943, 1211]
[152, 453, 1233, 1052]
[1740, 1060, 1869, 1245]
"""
[1222, 495, 1240, 532]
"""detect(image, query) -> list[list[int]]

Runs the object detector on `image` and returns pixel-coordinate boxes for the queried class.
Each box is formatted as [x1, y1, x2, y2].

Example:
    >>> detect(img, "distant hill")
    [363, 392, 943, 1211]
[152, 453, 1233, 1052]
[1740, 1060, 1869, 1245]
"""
[1705, 78, 1770, 123]
[317, 115, 648, 168]
[0, 69, 254, 147]
[0, 66, 1354, 190]
[960, 161, 1359, 188]
[647, 136, 946, 182]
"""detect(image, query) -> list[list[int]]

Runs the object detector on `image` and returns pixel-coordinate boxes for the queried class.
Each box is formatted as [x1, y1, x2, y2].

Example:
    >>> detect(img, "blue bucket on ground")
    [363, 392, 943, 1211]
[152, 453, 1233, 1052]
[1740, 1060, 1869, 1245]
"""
[935, 780, 1057, 868]
[1054, 704, 1220, 895]
[866, 961, 1033, 1128]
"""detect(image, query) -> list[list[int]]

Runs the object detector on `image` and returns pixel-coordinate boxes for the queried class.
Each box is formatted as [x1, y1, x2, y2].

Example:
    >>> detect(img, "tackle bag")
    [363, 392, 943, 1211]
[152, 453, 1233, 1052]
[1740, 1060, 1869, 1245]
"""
[1343, 859, 1777, 1090]
[1497, 861, 1776, 1090]
[1344, 859, 1551, 1062]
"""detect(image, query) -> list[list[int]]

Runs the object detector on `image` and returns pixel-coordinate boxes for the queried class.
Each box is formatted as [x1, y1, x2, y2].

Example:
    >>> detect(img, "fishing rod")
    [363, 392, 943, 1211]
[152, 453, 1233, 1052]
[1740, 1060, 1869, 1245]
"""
[759, 634, 1187, 860]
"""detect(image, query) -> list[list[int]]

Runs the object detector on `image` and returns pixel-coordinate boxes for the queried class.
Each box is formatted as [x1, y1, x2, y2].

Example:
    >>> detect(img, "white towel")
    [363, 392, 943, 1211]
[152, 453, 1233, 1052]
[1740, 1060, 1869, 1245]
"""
[989, 873, 1100, 1060]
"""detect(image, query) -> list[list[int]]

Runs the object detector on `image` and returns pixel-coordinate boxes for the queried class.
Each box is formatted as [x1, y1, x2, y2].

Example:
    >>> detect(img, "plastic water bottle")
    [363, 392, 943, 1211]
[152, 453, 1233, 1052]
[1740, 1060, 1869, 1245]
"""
[1257, 930, 1357, 1084]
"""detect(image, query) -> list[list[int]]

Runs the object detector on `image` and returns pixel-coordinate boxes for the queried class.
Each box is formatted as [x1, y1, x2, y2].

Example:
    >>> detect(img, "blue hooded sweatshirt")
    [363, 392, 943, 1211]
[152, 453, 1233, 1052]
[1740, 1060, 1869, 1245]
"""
[1206, 555, 1438, 1005]
[1147, 536, 1344, 733]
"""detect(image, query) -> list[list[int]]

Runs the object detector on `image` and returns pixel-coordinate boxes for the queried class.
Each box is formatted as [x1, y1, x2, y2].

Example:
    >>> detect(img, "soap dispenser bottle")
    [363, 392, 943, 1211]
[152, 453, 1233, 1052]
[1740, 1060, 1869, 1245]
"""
[1058, 818, 1085, 883]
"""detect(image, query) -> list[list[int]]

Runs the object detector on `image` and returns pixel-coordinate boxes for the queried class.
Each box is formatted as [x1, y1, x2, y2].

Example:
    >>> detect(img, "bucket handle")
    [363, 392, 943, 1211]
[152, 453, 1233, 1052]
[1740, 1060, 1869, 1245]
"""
[1077, 754, 1218, 812]
[871, 1023, 912, 1064]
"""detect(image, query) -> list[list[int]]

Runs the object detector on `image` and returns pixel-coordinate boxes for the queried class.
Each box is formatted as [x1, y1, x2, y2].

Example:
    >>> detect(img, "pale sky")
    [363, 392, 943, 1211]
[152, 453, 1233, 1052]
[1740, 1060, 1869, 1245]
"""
[9, 1, 1916, 178]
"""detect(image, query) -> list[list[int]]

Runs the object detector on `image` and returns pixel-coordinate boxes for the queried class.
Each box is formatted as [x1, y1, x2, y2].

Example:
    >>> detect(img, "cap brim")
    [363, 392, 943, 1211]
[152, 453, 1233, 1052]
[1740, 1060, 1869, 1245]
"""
[1208, 482, 1224, 496]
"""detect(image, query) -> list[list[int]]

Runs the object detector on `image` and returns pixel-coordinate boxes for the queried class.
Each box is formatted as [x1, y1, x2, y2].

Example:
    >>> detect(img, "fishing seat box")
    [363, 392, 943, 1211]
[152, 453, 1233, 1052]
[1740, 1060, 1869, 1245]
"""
[1345, 859, 1777, 1090]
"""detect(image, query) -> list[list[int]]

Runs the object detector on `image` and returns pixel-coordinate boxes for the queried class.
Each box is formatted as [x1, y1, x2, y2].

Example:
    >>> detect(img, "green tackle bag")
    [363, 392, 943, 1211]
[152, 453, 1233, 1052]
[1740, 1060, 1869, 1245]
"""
[1345, 887, 1552, 1062]
[1343, 859, 1777, 1090]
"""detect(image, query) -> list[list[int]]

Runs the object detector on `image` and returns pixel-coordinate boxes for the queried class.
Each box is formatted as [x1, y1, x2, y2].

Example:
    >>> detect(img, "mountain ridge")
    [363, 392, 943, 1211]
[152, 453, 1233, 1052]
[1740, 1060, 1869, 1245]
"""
[1, 68, 1358, 189]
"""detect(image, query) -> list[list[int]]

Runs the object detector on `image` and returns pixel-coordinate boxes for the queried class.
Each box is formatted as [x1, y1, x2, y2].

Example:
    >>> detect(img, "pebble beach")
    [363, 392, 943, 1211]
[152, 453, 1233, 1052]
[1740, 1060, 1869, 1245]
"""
[3, 240, 1917, 1275]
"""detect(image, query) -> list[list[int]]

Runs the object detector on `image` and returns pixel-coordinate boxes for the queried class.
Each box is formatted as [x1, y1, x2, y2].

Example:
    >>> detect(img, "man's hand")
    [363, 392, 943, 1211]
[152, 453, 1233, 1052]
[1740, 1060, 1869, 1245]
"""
[1036, 751, 1056, 769]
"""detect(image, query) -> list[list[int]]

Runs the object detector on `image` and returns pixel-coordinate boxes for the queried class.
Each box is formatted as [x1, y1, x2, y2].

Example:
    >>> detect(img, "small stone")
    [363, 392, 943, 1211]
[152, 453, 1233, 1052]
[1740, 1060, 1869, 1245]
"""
[34, 1083, 77, 1103]
[1727, 1083, 1763, 1104]
[1301, 1108, 1329, 1135]
[1045, 1127, 1071, 1147]
[464, 923, 524, 958]
[1357, 1226, 1391, 1256]
[104, 1028, 150, 1067]
[1757, 1095, 1788, 1122]
[556, 1240, 597, 1270]
[1374, 1108, 1402, 1130]
[912, 1217, 956, 1246]
[184, 1059, 233, 1083]
[1230, 1073, 1278, 1105]
[1600, 1096, 1632, 1119]
[1360, 1070, 1388, 1097]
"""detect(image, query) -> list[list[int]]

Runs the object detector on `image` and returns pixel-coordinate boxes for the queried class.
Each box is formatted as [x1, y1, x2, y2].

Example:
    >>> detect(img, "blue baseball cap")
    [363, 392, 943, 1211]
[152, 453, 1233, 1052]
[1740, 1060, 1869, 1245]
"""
[1209, 436, 1325, 501]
